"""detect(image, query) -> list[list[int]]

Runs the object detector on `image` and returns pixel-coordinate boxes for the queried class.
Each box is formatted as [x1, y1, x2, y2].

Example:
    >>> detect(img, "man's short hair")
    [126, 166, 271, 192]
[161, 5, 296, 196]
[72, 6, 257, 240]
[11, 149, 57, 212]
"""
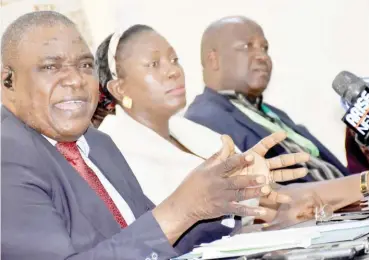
[1, 11, 75, 65]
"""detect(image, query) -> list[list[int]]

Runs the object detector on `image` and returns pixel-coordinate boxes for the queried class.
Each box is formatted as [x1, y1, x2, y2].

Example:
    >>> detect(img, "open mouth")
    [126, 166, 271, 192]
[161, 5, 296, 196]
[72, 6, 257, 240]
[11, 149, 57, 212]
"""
[54, 100, 87, 110]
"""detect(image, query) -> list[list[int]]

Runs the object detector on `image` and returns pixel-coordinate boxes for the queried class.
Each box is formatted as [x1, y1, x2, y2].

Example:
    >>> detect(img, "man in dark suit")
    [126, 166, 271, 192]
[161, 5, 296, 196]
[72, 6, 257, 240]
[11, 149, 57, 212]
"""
[186, 16, 350, 182]
[1, 11, 308, 260]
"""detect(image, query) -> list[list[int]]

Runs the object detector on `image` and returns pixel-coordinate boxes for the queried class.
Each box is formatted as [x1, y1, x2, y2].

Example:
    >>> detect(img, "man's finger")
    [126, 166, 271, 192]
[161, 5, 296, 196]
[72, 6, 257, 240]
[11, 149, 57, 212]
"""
[267, 153, 310, 170]
[251, 132, 287, 156]
[212, 153, 254, 177]
[225, 175, 266, 190]
[226, 204, 269, 218]
[219, 135, 236, 158]
[257, 208, 278, 223]
[270, 168, 308, 182]
[265, 190, 292, 204]
[202, 135, 236, 169]
[226, 185, 270, 202]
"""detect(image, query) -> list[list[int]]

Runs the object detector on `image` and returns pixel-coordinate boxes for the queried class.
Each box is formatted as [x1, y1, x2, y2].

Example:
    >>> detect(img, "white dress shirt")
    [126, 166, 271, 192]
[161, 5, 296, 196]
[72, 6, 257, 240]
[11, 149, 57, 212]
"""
[99, 106, 259, 227]
[43, 135, 136, 225]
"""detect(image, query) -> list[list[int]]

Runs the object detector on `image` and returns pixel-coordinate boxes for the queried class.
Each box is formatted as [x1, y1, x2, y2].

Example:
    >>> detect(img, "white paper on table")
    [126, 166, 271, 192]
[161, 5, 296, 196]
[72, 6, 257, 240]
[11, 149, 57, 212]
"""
[311, 220, 369, 244]
[173, 220, 369, 260]
[200, 238, 313, 259]
[198, 228, 320, 251]
[314, 219, 369, 232]
[173, 237, 313, 260]
[173, 228, 320, 260]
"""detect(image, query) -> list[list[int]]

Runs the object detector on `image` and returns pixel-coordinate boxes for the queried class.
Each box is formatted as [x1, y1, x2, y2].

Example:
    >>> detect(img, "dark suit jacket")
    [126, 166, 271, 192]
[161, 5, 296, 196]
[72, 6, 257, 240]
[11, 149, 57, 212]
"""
[1, 106, 234, 260]
[185, 87, 350, 182]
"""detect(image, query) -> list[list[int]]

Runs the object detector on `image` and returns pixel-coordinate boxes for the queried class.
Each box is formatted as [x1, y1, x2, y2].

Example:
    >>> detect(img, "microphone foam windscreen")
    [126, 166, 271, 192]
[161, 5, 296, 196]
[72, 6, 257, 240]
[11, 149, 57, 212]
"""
[332, 71, 366, 104]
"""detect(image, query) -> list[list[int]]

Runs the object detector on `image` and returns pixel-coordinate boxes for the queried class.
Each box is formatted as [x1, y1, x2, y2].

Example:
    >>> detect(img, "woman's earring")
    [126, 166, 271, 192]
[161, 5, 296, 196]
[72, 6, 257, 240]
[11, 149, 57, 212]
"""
[122, 96, 133, 109]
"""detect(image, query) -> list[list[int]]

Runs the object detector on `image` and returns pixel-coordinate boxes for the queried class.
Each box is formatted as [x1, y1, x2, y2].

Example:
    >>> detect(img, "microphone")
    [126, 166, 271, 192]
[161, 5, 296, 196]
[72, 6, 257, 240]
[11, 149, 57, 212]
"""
[332, 71, 369, 146]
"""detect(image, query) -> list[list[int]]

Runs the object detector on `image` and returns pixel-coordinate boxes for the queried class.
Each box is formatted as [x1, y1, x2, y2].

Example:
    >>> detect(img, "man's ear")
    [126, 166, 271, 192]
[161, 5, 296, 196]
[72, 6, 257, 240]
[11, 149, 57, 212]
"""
[208, 50, 220, 71]
[1, 66, 17, 107]
[1, 66, 14, 89]
[106, 78, 126, 102]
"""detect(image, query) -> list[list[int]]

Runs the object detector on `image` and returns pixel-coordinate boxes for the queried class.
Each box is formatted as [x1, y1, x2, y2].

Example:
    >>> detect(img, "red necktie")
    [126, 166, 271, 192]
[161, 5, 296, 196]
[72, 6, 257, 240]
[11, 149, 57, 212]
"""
[56, 141, 127, 228]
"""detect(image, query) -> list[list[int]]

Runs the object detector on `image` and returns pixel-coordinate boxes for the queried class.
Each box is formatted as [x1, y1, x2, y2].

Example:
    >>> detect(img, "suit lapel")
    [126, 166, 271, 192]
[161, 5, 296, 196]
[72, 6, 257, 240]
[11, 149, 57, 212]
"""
[272, 110, 304, 136]
[30, 127, 121, 238]
[230, 106, 294, 156]
[204, 87, 272, 142]
[231, 108, 272, 140]
[203, 90, 287, 153]
[274, 111, 348, 172]
[2, 107, 148, 237]
[227, 101, 277, 150]
[84, 128, 147, 218]
[264, 107, 321, 149]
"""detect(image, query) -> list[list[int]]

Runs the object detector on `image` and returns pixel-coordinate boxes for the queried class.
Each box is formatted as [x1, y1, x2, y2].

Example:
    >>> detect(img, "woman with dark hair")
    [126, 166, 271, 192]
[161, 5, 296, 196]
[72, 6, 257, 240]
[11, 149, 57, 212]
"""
[92, 25, 366, 227]
[94, 25, 276, 224]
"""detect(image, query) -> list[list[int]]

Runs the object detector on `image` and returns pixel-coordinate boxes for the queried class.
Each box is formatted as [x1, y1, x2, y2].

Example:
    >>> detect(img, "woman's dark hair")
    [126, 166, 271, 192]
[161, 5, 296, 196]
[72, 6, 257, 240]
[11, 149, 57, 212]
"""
[92, 24, 153, 127]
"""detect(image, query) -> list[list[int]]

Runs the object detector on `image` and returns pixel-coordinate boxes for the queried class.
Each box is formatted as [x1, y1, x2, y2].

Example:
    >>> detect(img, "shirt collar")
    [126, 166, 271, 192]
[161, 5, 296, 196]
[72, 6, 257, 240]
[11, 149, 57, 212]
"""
[43, 135, 90, 156]
[218, 90, 263, 110]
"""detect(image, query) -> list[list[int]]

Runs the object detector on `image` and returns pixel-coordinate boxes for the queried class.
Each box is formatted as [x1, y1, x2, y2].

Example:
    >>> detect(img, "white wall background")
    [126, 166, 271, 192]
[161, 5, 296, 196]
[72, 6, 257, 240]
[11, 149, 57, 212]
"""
[2, 0, 369, 165]
[0, 0, 94, 48]
[83, 0, 369, 164]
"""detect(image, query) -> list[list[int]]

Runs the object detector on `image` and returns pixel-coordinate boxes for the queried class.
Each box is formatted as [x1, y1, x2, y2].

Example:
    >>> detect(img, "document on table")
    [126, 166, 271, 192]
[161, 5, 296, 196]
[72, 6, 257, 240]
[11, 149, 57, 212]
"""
[312, 219, 369, 244]
[174, 228, 319, 260]
[173, 220, 369, 260]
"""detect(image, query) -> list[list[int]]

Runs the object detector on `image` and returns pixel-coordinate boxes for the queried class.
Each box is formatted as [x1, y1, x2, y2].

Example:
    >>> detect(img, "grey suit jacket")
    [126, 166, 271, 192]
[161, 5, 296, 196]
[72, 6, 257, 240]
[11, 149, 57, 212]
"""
[1, 107, 235, 260]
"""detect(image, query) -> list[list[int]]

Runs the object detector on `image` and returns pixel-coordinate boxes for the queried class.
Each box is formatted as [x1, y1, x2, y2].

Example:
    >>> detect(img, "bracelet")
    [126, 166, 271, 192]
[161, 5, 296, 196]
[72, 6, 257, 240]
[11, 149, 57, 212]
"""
[360, 171, 369, 197]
